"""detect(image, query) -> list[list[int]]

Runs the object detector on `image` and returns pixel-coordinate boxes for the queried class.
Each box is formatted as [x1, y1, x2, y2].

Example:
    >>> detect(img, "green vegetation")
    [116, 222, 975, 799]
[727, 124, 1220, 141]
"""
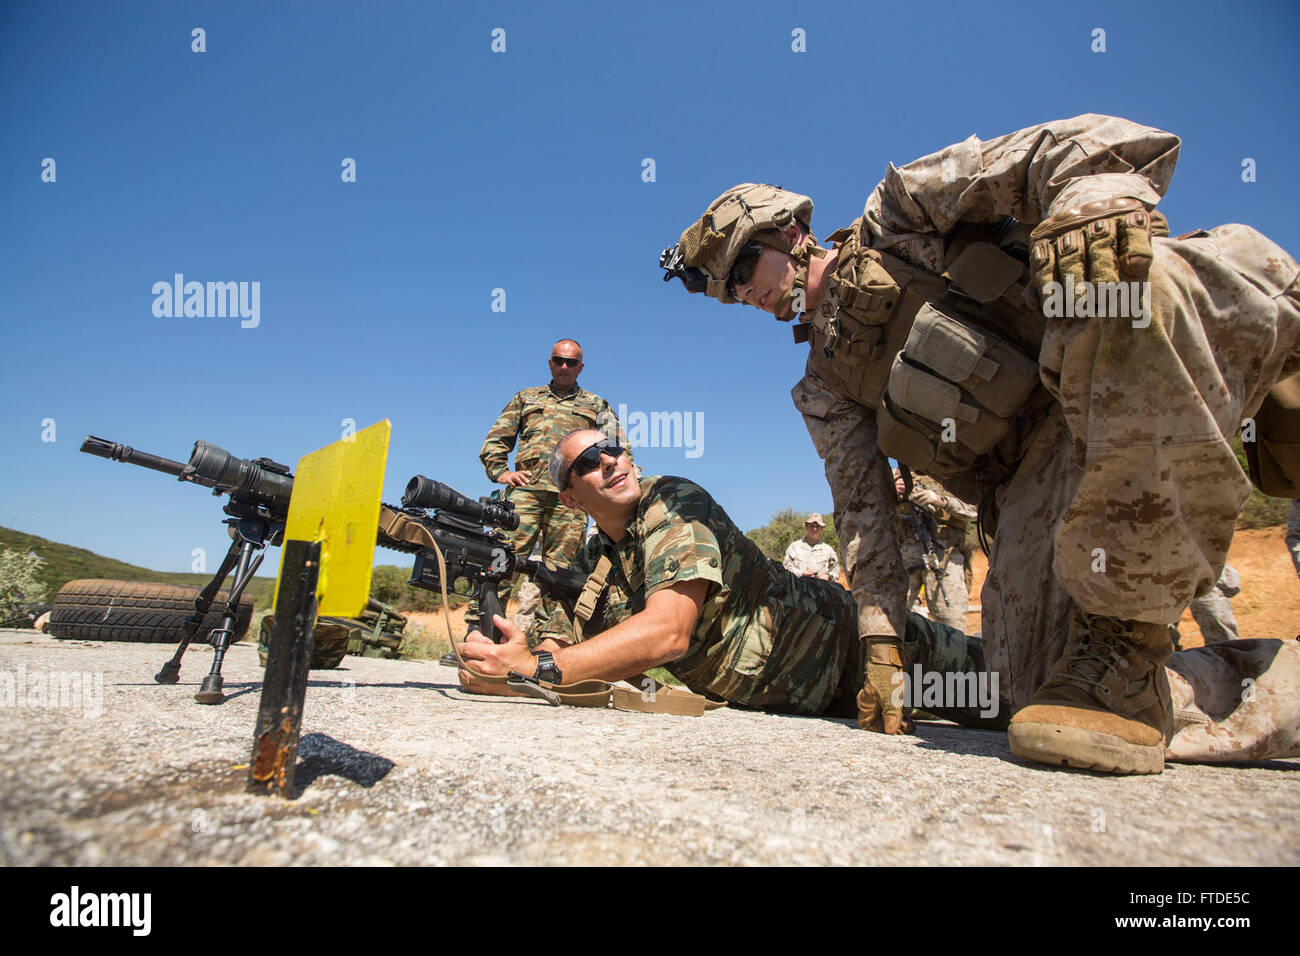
[0, 527, 277, 609]
[745, 508, 839, 561]
[0, 549, 49, 625]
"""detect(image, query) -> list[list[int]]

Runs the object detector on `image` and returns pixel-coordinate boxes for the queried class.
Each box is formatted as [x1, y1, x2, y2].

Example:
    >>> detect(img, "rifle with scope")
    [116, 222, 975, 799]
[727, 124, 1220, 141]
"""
[79, 435, 294, 704]
[378, 476, 587, 645]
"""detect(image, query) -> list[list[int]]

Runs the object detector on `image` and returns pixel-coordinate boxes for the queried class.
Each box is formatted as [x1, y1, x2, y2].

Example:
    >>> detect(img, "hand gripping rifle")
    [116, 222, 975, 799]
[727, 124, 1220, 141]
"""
[897, 465, 948, 606]
[377, 476, 586, 643]
[80, 436, 293, 704]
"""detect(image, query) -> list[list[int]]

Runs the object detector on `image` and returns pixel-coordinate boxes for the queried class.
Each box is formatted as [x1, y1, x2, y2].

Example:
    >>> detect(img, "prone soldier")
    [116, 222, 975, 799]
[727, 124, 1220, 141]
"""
[459, 429, 1300, 764]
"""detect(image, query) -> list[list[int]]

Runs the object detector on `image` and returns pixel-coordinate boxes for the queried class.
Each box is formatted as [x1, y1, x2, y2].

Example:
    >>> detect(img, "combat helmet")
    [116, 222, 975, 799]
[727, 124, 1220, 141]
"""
[660, 183, 823, 318]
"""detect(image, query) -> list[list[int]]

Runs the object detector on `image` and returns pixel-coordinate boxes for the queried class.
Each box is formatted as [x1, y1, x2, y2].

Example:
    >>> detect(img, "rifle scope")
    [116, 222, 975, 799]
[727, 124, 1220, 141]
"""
[402, 476, 520, 531]
[80, 436, 294, 508]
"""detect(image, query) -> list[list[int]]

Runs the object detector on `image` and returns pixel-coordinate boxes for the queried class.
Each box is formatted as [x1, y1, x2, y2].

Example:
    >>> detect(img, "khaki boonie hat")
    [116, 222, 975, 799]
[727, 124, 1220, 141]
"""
[805, 513, 826, 527]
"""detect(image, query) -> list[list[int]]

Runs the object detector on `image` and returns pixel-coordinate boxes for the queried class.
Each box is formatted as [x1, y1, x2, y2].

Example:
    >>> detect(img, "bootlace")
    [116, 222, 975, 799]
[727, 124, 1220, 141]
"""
[1058, 614, 1135, 697]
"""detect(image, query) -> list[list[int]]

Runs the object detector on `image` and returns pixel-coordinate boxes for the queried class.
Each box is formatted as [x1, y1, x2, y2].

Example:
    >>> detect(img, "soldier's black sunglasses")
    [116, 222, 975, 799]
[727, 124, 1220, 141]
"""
[563, 439, 625, 490]
[550, 356, 581, 367]
[727, 243, 766, 296]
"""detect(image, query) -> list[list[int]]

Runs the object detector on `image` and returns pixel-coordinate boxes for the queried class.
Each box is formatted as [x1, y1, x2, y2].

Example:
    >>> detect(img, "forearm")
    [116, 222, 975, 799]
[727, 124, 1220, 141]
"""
[551, 581, 705, 683]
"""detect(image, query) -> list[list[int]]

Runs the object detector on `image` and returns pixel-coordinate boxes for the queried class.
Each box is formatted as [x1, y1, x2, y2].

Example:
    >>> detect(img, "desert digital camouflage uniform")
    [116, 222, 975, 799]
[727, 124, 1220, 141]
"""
[1186, 563, 1242, 645]
[786, 115, 1300, 719]
[541, 475, 986, 717]
[782, 537, 841, 580]
[898, 474, 975, 630]
[539, 476, 1300, 759]
[1288, 501, 1300, 579]
[471, 383, 628, 637]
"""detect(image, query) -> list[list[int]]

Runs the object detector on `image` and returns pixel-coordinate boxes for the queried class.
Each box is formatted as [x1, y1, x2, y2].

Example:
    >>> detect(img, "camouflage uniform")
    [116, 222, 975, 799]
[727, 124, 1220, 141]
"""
[1186, 563, 1242, 645]
[789, 115, 1300, 717]
[541, 476, 1300, 760]
[782, 537, 842, 580]
[898, 474, 975, 630]
[471, 383, 627, 636]
[1288, 501, 1300, 579]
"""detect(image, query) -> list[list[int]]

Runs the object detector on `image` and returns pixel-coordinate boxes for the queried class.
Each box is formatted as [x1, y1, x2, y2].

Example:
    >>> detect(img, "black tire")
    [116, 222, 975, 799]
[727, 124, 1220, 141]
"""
[48, 579, 253, 644]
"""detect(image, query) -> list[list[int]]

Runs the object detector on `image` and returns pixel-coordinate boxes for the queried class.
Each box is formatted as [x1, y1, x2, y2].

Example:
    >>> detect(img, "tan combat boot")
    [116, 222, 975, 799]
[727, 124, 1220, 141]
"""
[1008, 610, 1174, 775]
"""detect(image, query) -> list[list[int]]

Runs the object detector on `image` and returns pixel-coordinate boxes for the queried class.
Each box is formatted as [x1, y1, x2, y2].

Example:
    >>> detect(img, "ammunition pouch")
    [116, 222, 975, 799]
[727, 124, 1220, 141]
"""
[876, 301, 1041, 477]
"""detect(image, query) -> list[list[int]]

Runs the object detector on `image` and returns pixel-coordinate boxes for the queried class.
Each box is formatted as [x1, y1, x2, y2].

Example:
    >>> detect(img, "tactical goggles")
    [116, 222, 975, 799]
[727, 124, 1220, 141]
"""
[562, 438, 625, 490]
[726, 243, 766, 297]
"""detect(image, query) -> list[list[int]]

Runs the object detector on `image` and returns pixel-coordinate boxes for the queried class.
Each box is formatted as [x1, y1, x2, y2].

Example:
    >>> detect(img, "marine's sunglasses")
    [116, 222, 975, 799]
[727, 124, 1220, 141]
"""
[550, 356, 581, 367]
[727, 243, 766, 297]
[563, 438, 626, 490]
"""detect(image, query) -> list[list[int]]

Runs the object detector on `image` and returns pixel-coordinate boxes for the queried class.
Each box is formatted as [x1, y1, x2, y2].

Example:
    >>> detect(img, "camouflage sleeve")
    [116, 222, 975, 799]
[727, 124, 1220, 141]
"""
[593, 397, 635, 468]
[640, 480, 725, 597]
[909, 485, 977, 525]
[782, 541, 803, 575]
[824, 545, 841, 581]
[479, 392, 524, 482]
[862, 114, 1181, 267]
[792, 367, 908, 639]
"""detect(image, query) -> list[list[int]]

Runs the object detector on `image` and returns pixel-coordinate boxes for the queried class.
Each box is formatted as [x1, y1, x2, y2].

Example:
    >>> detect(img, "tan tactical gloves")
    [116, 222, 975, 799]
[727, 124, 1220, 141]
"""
[857, 636, 913, 734]
[1029, 197, 1169, 291]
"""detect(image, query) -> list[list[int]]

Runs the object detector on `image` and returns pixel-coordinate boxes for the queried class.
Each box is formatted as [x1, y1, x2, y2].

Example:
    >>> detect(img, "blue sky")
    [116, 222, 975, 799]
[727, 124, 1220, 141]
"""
[2, 0, 1298, 576]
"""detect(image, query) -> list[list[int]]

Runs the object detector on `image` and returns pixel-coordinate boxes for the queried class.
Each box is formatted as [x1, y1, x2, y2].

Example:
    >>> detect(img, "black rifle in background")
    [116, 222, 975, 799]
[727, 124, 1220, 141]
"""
[80, 435, 293, 704]
[378, 476, 586, 643]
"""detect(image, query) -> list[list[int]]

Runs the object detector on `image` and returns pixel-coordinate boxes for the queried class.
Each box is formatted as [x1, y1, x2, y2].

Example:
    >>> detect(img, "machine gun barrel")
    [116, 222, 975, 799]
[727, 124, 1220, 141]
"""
[80, 436, 188, 479]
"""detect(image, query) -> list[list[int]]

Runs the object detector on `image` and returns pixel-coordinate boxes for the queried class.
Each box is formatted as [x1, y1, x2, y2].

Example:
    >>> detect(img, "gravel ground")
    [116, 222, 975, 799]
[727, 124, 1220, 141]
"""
[1, 629, 1297, 866]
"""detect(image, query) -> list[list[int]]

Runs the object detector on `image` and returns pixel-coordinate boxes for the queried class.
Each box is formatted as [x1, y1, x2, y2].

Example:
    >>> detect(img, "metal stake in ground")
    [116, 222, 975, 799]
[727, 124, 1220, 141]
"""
[248, 539, 320, 798]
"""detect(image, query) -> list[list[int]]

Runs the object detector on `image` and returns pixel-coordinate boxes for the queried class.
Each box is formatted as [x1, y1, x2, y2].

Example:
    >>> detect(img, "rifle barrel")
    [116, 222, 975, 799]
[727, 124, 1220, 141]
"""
[80, 436, 187, 478]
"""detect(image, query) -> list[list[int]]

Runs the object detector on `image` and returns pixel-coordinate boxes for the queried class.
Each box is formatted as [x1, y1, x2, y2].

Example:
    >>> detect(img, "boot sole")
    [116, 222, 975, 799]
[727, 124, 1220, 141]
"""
[1008, 721, 1164, 775]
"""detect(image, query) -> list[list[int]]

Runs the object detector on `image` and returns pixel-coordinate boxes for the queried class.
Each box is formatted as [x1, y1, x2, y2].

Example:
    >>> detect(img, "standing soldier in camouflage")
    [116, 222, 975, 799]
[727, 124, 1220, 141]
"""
[782, 513, 841, 582]
[459, 429, 1300, 764]
[1289, 501, 1300, 579]
[467, 339, 629, 644]
[661, 114, 1300, 774]
[894, 470, 976, 630]
[1185, 564, 1242, 645]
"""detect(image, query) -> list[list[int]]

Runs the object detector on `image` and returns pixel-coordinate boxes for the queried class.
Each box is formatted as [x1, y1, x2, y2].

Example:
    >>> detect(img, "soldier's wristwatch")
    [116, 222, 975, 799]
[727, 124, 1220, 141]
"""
[533, 651, 562, 685]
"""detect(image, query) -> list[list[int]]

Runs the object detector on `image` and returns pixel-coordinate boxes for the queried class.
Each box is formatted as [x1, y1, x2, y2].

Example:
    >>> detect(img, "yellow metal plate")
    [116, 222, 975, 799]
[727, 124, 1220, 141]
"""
[275, 420, 391, 618]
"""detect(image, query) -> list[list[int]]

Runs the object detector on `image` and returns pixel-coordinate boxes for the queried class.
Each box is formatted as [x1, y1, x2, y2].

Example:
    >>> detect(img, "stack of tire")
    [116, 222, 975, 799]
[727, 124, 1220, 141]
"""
[48, 579, 252, 644]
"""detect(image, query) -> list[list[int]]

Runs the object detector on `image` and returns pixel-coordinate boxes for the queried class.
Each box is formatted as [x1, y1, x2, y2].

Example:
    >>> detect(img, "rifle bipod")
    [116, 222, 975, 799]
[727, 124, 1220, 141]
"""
[155, 504, 282, 704]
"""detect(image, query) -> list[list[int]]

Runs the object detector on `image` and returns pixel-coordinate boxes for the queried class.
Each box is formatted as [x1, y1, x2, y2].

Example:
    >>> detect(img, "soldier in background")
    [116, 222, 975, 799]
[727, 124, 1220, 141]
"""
[894, 470, 976, 630]
[1289, 501, 1300, 579]
[1186, 564, 1242, 645]
[783, 513, 841, 582]
[460, 339, 629, 653]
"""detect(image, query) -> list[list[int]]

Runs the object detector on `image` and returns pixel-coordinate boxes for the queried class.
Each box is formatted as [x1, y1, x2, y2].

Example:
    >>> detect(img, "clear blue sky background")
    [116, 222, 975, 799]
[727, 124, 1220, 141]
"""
[2, 0, 1298, 578]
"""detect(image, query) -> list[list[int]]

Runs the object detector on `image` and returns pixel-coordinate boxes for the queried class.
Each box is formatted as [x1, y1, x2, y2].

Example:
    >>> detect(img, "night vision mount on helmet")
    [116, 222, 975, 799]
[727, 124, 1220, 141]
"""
[661, 183, 823, 318]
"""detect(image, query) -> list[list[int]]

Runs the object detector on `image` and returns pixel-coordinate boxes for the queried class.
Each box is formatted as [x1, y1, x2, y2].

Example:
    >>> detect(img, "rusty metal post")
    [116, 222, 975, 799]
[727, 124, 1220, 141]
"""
[248, 539, 320, 798]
